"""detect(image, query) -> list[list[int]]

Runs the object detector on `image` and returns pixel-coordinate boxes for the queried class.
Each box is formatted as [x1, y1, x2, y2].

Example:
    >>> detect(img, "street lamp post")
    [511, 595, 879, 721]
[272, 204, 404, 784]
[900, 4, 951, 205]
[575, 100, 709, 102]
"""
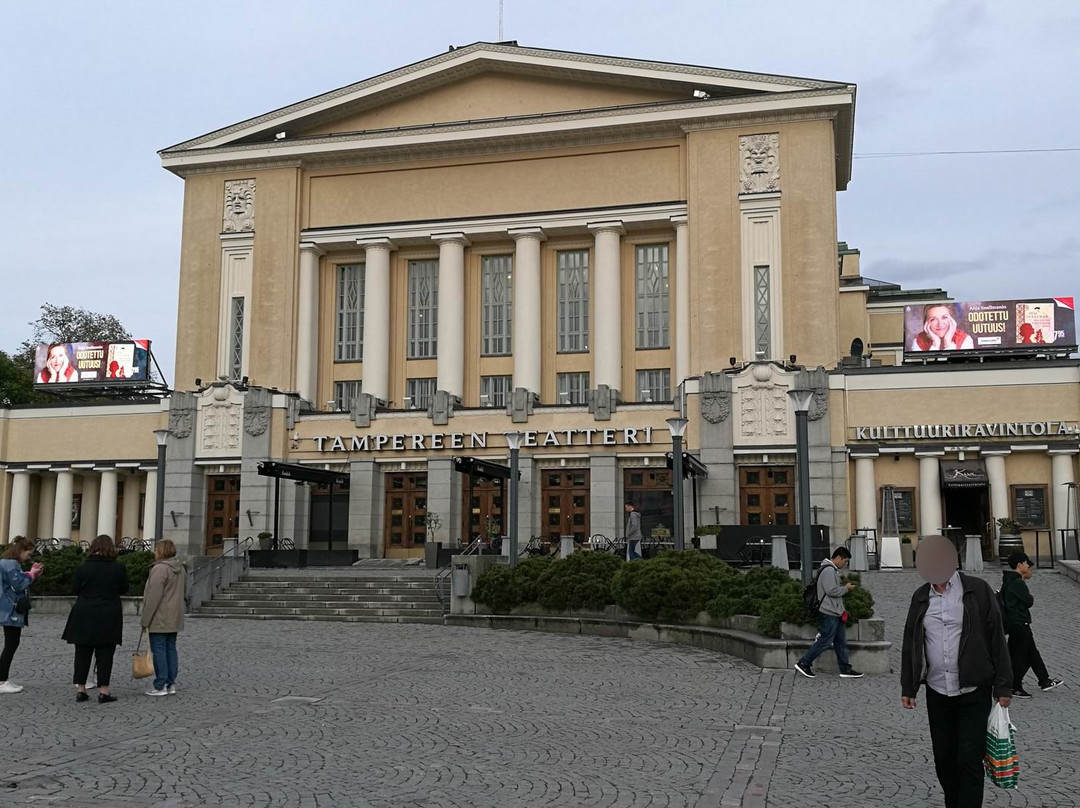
[787, 389, 815, 585]
[504, 431, 523, 566]
[152, 428, 170, 544]
[666, 417, 689, 552]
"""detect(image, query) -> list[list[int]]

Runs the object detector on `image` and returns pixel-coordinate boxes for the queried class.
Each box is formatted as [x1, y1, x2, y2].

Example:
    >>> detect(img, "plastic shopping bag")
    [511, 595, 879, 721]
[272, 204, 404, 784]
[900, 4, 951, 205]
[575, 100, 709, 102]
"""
[984, 703, 1019, 789]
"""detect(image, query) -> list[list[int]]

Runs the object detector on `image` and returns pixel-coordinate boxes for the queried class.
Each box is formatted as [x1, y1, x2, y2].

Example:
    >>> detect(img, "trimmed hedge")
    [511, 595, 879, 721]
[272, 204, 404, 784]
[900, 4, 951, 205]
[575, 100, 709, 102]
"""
[25, 546, 155, 596]
[612, 550, 736, 622]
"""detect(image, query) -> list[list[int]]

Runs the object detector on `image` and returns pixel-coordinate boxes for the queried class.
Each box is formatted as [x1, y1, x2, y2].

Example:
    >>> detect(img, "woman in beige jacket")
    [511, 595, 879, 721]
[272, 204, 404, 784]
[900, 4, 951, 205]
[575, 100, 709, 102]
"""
[140, 540, 187, 697]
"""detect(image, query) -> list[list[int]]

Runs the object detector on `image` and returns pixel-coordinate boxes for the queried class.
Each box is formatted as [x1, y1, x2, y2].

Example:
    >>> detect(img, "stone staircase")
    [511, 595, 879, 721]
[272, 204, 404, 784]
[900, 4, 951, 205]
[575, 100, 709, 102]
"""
[190, 571, 446, 623]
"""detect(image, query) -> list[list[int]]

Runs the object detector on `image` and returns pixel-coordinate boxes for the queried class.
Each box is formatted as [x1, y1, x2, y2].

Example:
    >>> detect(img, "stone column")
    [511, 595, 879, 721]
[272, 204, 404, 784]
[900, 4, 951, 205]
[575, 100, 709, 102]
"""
[295, 242, 324, 404]
[433, 233, 469, 400]
[358, 239, 395, 403]
[1051, 450, 1078, 557]
[983, 452, 1009, 540]
[97, 470, 119, 539]
[143, 469, 158, 540]
[426, 457, 461, 553]
[919, 454, 943, 537]
[52, 470, 75, 541]
[121, 475, 142, 540]
[509, 227, 544, 396]
[347, 460, 382, 558]
[853, 455, 877, 534]
[37, 474, 56, 539]
[672, 215, 690, 385]
[588, 221, 625, 392]
[589, 454, 620, 542]
[8, 471, 31, 539]
[79, 474, 99, 541]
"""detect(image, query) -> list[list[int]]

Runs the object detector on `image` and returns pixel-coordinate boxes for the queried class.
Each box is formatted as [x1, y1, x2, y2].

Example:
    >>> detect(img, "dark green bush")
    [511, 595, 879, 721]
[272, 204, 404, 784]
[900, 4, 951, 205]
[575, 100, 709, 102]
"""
[27, 548, 156, 596]
[471, 565, 521, 614]
[705, 565, 792, 620]
[119, 552, 155, 593]
[537, 552, 622, 612]
[841, 573, 875, 622]
[514, 555, 555, 605]
[613, 550, 736, 622]
[757, 580, 810, 637]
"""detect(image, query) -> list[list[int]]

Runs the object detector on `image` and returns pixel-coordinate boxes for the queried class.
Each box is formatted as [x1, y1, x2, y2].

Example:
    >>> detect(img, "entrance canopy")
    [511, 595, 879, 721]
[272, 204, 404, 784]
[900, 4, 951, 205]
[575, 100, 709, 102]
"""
[940, 460, 988, 489]
[453, 456, 511, 481]
[666, 452, 709, 479]
[257, 461, 348, 487]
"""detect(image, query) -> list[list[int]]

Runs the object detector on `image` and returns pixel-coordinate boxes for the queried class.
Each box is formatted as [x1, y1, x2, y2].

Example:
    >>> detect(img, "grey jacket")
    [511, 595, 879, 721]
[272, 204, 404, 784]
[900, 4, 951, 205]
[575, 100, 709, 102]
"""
[815, 559, 849, 617]
[625, 511, 643, 542]
[140, 557, 187, 633]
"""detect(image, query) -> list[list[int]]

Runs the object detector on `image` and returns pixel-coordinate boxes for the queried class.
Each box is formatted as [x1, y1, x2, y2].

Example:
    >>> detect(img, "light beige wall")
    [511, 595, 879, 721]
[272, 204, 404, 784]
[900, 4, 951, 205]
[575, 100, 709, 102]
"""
[870, 310, 903, 347]
[2, 412, 163, 463]
[300, 72, 686, 136]
[686, 120, 840, 374]
[838, 290, 870, 358]
[304, 143, 684, 228]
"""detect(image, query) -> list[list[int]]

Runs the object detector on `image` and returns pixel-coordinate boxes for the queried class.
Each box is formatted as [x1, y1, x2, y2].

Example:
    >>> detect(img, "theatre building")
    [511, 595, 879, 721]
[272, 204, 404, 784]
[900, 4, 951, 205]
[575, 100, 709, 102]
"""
[0, 43, 1077, 561]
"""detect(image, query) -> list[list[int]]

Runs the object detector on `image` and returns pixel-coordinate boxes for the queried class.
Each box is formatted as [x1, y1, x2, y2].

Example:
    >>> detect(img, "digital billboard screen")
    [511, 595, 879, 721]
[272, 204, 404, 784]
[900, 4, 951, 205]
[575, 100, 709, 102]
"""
[33, 340, 152, 386]
[903, 298, 1075, 356]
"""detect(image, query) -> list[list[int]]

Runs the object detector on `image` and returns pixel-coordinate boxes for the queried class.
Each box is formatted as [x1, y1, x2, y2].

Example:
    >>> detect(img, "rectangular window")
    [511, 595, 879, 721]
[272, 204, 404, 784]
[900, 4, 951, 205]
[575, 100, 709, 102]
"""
[556, 372, 589, 405]
[335, 264, 365, 361]
[408, 260, 438, 359]
[635, 244, 670, 349]
[636, 369, 671, 403]
[481, 255, 513, 355]
[754, 264, 771, 359]
[333, 380, 362, 412]
[229, 296, 244, 380]
[557, 250, 589, 352]
[405, 377, 436, 410]
[479, 375, 512, 408]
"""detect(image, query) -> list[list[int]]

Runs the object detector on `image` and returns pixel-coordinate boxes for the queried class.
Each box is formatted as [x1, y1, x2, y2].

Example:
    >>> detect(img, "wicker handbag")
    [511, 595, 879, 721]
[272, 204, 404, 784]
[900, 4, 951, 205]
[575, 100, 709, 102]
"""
[132, 630, 154, 679]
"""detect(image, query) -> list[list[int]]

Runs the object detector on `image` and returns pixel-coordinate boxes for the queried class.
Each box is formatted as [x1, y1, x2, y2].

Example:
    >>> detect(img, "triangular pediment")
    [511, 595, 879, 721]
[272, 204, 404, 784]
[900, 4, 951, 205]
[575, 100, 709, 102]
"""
[162, 42, 851, 152]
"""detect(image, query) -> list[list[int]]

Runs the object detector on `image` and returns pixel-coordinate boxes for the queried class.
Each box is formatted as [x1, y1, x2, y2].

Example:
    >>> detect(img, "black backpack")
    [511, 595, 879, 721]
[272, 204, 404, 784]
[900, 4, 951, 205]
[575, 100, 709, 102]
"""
[803, 566, 826, 617]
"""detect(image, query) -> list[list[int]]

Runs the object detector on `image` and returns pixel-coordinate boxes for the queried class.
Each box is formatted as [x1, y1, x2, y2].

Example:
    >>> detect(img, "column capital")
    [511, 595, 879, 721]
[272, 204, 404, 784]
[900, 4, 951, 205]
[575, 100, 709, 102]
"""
[357, 237, 397, 252]
[1048, 447, 1080, 456]
[431, 231, 470, 247]
[670, 214, 688, 227]
[508, 226, 546, 242]
[587, 220, 625, 236]
[980, 448, 1012, 457]
[298, 241, 325, 257]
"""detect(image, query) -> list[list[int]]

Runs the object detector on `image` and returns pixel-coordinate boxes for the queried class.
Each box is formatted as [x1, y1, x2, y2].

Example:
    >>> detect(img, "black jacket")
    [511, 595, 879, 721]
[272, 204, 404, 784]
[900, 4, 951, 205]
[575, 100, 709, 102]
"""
[1000, 570, 1033, 627]
[61, 556, 129, 647]
[901, 573, 1012, 699]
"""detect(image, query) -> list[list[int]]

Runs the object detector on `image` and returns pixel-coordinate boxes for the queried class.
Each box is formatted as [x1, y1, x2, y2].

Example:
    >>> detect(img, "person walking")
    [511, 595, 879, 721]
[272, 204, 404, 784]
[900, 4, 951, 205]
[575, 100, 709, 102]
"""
[794, 546, 863, 679]
[63, 535, 128, 704]
[901, 535, 1012, 808]
[624, 502, 643, 561]
[1001, 550, 1063, 698]
[140, 540, 187, 697]
[0, 537, 43, 694]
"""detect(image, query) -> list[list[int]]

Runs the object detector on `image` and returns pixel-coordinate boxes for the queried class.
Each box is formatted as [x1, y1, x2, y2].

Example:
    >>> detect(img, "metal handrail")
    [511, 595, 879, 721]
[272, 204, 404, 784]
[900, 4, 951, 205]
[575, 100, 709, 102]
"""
[188, 536, 254, 588]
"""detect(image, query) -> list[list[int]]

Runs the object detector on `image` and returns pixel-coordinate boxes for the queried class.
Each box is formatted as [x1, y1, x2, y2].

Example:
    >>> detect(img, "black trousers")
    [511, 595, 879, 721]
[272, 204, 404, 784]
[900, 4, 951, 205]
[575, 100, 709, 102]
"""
[0, 626, 21, 680]
[1008, 624, 1050, 689]
[925, 685, 993, 808]
[73, 645, 115, 688]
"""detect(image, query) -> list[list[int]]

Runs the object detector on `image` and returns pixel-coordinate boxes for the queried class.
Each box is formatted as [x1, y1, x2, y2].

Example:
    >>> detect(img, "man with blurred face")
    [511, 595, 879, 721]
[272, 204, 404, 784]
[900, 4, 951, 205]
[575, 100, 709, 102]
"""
[901, 535, 1012, 808]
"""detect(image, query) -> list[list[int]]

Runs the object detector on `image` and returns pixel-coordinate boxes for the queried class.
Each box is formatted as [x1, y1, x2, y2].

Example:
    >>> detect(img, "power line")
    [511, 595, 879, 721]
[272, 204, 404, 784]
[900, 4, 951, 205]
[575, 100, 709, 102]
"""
[853, 147, 1080, 159]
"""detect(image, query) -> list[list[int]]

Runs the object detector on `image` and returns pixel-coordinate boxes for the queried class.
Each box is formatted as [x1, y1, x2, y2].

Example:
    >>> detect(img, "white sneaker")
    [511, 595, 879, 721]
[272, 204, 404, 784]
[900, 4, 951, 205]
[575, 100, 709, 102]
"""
[145, 688, 169, 697]
[167, 685, 177, 695]
[0, 681, 24, 694]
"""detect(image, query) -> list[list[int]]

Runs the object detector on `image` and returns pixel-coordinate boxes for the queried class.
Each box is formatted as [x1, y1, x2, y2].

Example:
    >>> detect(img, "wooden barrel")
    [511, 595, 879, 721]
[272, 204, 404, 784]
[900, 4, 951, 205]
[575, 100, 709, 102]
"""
[997, 535, 1024, 566]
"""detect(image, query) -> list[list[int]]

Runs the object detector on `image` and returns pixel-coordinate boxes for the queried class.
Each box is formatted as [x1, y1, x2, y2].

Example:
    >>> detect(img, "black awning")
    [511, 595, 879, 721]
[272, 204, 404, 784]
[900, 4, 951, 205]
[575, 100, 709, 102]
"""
[666, 452, 709, 479]
[453, 456, 511, 481]
[257, 461, 348, 486]
[940, 460, 988, 489]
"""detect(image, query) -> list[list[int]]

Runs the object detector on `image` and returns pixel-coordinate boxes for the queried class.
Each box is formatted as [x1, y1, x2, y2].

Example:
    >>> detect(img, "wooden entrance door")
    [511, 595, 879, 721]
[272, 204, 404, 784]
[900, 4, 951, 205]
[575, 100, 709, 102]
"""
[739, 466, 794, 526]
[205, 475, 241, 555]
[384, 472, 427, 557]
[461, 478, 505, 545]
[541, 470, 590, 543]
[624, 468, 674, 541]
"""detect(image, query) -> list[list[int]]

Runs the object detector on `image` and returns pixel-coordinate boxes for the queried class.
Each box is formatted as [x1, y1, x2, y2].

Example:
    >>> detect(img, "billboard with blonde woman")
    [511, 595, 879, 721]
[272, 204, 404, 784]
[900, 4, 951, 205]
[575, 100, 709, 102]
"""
[33, 340, 152, 386]
[904, 298, 1075, 357]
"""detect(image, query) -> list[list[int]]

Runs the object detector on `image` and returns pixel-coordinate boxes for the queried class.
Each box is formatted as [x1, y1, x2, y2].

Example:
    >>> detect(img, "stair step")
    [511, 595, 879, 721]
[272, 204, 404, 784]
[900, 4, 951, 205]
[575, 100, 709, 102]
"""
[207, 599, 443, 610]
[189, 613, 444, 624]
[195, 605, 446, 617]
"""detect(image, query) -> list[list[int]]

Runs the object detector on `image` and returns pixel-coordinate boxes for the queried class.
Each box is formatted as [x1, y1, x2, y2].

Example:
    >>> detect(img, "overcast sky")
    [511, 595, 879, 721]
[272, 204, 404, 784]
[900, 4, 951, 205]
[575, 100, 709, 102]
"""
[2, 1, 1077, 382]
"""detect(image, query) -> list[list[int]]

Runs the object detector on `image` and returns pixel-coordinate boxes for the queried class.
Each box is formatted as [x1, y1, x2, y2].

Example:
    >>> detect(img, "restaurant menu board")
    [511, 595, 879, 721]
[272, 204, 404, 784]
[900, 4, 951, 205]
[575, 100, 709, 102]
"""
[1012, 486, 1048, 528]
[891, 489, 916, 532]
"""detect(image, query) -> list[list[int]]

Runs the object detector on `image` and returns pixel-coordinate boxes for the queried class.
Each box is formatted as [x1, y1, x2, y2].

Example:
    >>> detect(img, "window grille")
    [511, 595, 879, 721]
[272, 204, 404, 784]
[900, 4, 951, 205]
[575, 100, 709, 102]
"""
[408, 260, 438, 359]
[556, 371, 590, 405]
[480, 375, 512, 408]
[754, 264, 771, 359]
[333, 380, 362, 412]
[635, 244, 670, 349]
[636, 368, 671, 403]
[229, 296, 244, 380]
[405, 377, 436, 410]
[335, 264, 364, 361]
[557, 250, 589, 352]
[481, 255, 512, 356]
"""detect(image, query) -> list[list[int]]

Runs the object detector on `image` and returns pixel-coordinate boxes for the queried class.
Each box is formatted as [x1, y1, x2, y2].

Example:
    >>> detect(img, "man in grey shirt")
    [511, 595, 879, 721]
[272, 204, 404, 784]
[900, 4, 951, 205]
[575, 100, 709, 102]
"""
[795, 546, 863, 679]
[624, 502, 642, 560]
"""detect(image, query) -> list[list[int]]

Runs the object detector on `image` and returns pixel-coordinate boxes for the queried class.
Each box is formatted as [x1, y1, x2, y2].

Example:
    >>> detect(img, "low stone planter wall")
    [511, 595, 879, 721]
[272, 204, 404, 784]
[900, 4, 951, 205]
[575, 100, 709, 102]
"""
[29, 596, 143, 616]
[444, 611, 891, 674]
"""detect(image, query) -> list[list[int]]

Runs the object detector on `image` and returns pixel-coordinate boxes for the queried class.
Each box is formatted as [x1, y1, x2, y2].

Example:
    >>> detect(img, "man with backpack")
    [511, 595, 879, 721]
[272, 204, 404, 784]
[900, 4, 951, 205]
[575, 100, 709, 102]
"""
[1001, 550, 1063, 698]
[795, 546, 863, 679]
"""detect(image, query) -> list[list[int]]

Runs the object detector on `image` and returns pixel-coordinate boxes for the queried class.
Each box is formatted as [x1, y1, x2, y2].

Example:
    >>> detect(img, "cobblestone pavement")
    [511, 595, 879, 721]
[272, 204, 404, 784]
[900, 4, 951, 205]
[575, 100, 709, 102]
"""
[770, 568, 1080, 808]
[0, 567, 1076, 807]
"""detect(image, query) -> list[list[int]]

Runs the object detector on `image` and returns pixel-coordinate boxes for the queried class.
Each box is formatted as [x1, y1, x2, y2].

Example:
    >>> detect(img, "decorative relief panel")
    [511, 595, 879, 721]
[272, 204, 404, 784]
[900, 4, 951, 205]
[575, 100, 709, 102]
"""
[739, 133, 780, 194]
[197, 383, 245, 457]
[701, 391, 731, 424]
[222, 179, 255, 233]
[244, 405, 270, 437]
[168, 409, 192, 440]
[733, 362, 793, 445]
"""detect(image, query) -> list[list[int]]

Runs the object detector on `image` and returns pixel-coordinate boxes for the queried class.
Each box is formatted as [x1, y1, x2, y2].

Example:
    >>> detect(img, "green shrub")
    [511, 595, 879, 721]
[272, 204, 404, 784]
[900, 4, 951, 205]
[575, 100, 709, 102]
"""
[119, 552, 155, 593]
[27, 548, 160, 597]
[841, 573, 875, 622]
[537, 552, 621, 612]
[514, 555, 555, 605]
[613, 550, 735, 622]
[471, 565, 520, 614]
[705, 566, 792, 620]
[757, 580, 812, 637]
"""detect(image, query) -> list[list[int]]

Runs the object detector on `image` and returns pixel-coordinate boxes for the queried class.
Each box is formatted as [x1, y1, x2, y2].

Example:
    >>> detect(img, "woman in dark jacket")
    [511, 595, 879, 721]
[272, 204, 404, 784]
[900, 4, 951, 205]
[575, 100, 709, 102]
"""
[62, 535, 128, 703]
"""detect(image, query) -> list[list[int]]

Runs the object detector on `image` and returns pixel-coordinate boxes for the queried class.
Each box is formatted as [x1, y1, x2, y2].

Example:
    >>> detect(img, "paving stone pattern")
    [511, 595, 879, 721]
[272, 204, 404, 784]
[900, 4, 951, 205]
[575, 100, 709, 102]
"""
[0, 567, 1076, 807]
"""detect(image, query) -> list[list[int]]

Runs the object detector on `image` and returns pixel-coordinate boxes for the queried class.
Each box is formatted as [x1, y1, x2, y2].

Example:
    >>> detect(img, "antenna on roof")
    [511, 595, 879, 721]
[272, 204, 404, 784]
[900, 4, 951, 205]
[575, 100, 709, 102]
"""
[498, 0, 504, 41]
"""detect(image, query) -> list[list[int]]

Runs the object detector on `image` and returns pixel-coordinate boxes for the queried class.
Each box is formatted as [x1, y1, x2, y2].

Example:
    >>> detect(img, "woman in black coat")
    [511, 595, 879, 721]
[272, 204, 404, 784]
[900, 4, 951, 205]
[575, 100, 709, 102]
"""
[62, 535, 128, 703]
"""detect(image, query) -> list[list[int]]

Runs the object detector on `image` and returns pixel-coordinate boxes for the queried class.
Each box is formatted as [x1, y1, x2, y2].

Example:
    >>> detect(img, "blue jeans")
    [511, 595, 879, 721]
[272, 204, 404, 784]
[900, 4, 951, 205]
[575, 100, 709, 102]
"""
[148, 632, 178, 690]
[627, 539, 642, 560]
[799, 614, 851, 671]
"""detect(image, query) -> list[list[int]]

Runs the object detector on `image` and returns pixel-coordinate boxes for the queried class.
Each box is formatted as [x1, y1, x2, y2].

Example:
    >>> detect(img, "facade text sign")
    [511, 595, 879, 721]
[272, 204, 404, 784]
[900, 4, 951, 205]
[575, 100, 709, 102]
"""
[312, 427, 655, 453]
[854, 421, 1079, 441]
